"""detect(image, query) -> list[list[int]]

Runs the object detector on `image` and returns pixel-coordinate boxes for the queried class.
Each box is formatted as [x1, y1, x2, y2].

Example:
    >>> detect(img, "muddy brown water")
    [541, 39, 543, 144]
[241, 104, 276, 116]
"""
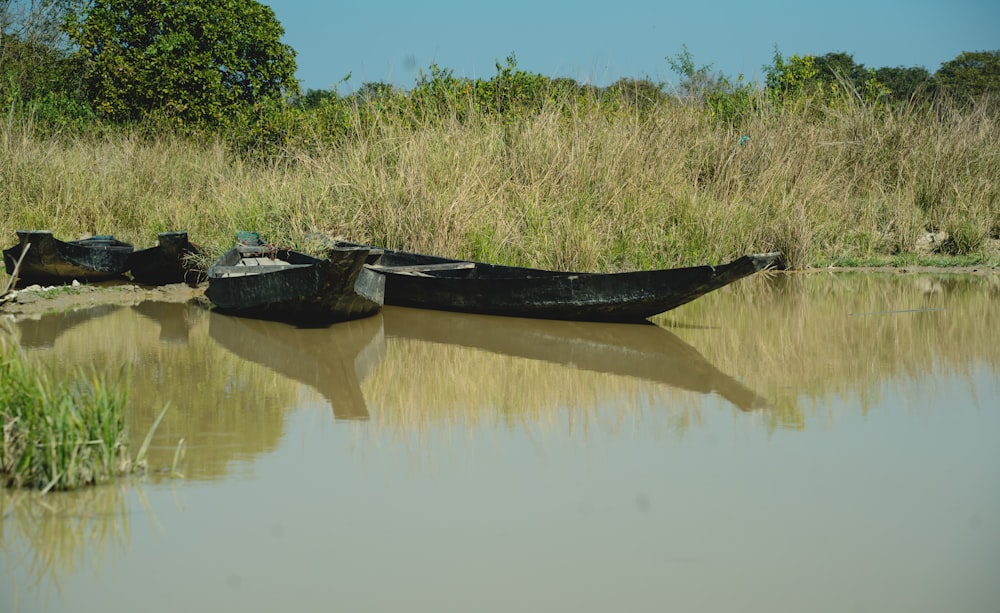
[2, 272, 999, 613]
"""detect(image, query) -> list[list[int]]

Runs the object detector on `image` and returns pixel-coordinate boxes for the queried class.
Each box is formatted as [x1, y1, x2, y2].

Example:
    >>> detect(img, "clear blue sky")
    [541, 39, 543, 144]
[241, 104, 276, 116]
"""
[262, 0, 1000, 93]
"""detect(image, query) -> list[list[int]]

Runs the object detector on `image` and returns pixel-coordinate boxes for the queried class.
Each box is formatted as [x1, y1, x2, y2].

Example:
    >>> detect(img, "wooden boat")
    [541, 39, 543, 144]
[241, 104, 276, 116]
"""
[127, 231, 206, 286]
[383, 306, 769, 411]
[205, 234, 384, 325]
[2, 230, 133, 285]
[330, 239, 783, 323]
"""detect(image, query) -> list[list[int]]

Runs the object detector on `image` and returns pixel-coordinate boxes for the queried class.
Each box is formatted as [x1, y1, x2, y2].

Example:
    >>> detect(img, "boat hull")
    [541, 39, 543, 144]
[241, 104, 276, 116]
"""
[205, 243, 384, 325]
[333, 241, 783, 323]
[3, 230, 133, 285]
[127, 231, 206, 286]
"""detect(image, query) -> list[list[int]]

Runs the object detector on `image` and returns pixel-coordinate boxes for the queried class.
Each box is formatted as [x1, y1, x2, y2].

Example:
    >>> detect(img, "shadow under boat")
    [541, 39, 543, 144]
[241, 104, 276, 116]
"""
[208, 311, 386, 421]
[382, 306, 770, 412]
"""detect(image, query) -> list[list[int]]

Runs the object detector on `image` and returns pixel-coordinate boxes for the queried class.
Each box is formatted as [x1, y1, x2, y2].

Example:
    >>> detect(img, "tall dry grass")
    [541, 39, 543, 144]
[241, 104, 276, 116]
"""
[2, 94, 997, 277]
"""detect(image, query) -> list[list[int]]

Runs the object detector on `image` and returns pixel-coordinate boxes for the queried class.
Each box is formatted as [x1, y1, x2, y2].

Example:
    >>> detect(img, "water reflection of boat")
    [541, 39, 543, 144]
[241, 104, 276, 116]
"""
[382, 307, 769, 411]
[132, 300, 193, 345]
[14, 304, 125, 348]
[208, 311, 386, 420]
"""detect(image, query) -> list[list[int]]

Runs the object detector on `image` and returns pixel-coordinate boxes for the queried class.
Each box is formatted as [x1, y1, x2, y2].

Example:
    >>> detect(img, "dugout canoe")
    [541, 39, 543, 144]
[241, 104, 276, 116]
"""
[205, 234, 384, 325]
[2, 230, 134, 286]
[127, 231, 206, 286]
[330, 239, 783, 323]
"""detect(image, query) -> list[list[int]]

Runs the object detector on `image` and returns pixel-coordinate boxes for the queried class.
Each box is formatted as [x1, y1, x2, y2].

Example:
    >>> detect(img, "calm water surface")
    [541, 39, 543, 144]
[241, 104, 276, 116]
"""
[2, 273, 998, 613]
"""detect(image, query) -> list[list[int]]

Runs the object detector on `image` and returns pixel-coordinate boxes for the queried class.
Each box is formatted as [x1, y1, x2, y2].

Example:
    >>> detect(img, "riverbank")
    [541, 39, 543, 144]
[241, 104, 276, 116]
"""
[1, 282, 207, 318]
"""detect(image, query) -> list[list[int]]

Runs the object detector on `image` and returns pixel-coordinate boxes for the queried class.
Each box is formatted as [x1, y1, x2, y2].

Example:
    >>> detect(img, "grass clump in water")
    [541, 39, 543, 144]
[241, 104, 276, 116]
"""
[0, 339, 151, 492]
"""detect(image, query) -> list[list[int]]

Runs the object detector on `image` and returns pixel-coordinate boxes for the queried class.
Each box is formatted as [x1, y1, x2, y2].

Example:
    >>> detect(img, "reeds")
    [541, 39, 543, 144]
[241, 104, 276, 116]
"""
[10, 304, 297, 481]
[0, 337, 159, 491]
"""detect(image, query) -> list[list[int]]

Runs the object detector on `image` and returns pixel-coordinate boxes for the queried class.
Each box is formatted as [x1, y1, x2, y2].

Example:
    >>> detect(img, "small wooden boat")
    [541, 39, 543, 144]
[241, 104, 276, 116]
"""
[127, 231, 206, 286]
[205, 233, 384, 325]
[330, 239, 783, 323]
[2, 230, 134, 285]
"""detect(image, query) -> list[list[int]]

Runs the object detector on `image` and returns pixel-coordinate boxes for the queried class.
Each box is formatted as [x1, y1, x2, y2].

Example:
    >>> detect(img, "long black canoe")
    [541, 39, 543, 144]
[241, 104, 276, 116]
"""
[331, 239, 783, 323]
[127, 231, 206, 286]
[205, 235, 384, 325]
[3, 230, 133, 286]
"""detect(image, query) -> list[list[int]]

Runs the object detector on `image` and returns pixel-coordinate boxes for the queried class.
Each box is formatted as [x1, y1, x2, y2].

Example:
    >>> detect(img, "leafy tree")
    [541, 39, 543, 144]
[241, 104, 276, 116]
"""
[550, 77, 598, 97]
[353, 81, 401, 104]
[293, 87, 339, 110]
[475, 54, 550, 117]
[763, 49, 818, 95]
[65, 0, 298, 126]
[873, 66, 932, 102]
[764, 48, 893, 106]
[409, 63, 469, 120]
[934, 50, 1000, 99]
[1, 0, 79, 102]
[666, 44, 724, 103]
[604, 77, 666, 111]
[812, 52, 868, 89]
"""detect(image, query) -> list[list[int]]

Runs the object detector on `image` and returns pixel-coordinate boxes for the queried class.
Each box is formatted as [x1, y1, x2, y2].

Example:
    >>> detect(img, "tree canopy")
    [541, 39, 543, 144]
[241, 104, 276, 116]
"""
[3, 1, 998, 143]
[935, 50, 1000, 100]
[65, 0, 298, 126]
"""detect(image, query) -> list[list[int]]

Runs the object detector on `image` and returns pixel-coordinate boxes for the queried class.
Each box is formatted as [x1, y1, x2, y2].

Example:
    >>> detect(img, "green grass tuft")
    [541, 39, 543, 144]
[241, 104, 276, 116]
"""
[0, 339, 168, 491]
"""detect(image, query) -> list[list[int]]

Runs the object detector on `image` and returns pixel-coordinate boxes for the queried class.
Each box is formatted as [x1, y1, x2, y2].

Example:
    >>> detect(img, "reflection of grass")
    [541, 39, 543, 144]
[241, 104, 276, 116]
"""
[14, 303, 300, 481]
[0, 484, 134, 597]
[659, 273, 1000, 424]
[1, 338, 137, 491]
[363, 273, 999, 436]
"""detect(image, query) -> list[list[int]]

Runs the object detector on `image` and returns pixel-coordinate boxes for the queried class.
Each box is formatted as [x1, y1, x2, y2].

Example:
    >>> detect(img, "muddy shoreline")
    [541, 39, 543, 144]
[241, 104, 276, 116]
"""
[1, 282, 208, 318]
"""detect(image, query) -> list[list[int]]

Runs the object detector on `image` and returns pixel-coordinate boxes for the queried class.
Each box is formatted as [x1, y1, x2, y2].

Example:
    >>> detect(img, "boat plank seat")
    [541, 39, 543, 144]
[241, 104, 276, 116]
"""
[213, 262, 307, 277]
[367, 262, 476, 274]
[239, 257, 290, 266]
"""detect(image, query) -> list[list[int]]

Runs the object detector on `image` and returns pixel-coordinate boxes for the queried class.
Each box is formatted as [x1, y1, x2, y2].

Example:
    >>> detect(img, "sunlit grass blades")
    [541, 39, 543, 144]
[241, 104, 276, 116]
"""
[0, 340, 156, 491]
